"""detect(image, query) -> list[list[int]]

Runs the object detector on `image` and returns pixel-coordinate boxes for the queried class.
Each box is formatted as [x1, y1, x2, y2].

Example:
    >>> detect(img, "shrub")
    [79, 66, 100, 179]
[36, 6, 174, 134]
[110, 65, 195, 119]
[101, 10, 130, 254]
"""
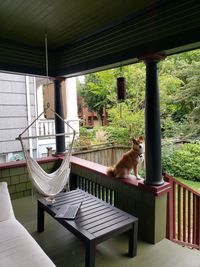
[74, 127, 95, 149]
[162, 142, 200, 181]
[105, 126, 130, 145]
[162, 141, 176, 175]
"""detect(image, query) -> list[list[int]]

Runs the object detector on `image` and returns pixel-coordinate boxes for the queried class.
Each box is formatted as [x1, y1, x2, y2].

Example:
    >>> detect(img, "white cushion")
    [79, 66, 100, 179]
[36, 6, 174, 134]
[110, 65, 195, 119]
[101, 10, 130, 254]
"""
[0, 182, 56, 267]
[0, 182, 15, 222]
[0, 220, 56, 267]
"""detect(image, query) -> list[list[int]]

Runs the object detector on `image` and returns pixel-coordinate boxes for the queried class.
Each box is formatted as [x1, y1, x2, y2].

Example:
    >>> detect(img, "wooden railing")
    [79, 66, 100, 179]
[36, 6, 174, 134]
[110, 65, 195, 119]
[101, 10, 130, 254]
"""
[164, 173, 200, 250]
[37, 119, 79, 137]
[69, 156, 170, 244]
[38, 119, 55, 136]
[75, 175, 116, 206]
[73, 145, 130, 167]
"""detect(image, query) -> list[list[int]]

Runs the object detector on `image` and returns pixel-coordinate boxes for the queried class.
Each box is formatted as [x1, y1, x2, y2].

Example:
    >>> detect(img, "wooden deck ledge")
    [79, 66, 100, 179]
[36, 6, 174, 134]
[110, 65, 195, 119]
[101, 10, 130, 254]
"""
[0, 155, 171, 197]
[70, 156, 171, 197]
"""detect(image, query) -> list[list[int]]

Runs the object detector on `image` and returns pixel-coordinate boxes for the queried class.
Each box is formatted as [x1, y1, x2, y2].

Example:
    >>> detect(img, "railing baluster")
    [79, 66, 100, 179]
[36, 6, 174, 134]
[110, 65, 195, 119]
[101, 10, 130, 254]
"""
[91, 182, 94, 195]
[110, 190, 114, 206]
[101, 186, 105, 200]
[95, 183, 98, 197]
[193, 194, 196, 244]
[88, 181, 91, 193]
[91, 182, 93, 195]
[183, 188, 186, 242]
[173, 182, 176, 239]
[41, 122, 44, 135]
[196, 196, 200, 248]
[166, 176, 174, 240]
[188, 190, 191, 244]
[98, 184, 101, 199]
[76, 176, 79, 188]
[165, 172, 200, 248]
[177, 185, 181, 241]
[80, 176, 83, 189]
[106, 188, 109, 203]
[87, 180, 90, 193]
[83, 177, 86, 191]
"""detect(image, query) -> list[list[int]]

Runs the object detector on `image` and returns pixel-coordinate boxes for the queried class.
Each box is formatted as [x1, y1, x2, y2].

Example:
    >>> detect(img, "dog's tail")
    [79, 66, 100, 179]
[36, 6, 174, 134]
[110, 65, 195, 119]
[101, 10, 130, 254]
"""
[106, 166, 115, 177]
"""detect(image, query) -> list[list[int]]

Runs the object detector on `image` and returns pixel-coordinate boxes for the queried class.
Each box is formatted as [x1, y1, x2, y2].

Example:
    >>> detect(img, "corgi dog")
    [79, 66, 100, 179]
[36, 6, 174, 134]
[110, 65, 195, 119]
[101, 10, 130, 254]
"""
[107, 136, 144, 179]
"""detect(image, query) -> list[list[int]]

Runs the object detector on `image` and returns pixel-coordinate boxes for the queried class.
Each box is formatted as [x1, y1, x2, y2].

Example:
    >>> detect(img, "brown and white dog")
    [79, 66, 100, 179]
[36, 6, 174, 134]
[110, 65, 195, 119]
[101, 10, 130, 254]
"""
[107, 136, 144, 179]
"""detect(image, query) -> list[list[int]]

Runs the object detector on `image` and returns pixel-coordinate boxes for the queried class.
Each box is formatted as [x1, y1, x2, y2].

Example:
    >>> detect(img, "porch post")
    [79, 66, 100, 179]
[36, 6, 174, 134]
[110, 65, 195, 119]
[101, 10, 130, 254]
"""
[65, 77, 79, 135]
[143, 53, 165, 186]
[54, 77, 65, 154]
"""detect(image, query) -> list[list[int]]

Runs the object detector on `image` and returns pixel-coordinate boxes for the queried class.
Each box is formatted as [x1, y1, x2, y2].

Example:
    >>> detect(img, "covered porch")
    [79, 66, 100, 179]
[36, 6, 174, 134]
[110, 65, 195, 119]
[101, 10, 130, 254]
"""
[12, 174, 200, 267]
[0, 0, 200, 266]
[1, 148, 200, 266]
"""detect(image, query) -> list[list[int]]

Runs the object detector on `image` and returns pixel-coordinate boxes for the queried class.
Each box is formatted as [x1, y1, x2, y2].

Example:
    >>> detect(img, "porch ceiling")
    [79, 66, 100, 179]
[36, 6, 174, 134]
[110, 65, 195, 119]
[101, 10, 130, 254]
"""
[0, 0, 200, 77]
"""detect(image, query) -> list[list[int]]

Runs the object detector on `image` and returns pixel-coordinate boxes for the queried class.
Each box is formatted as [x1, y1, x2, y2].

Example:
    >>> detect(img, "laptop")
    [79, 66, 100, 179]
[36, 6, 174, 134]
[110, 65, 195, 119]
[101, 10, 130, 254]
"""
[55, 197, 83, 220]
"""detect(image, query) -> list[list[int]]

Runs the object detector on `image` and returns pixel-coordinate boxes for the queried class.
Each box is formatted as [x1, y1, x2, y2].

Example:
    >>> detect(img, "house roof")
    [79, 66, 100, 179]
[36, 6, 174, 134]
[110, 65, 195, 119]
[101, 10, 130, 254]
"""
[0, 0, 200, 77]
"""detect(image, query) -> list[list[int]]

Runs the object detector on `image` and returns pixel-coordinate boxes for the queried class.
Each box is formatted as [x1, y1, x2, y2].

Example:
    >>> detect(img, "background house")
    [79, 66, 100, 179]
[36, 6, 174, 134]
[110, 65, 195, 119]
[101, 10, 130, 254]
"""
[78, 95, 108, 127]
[0, 73, 37, 162]
[0, 74, 79, 162]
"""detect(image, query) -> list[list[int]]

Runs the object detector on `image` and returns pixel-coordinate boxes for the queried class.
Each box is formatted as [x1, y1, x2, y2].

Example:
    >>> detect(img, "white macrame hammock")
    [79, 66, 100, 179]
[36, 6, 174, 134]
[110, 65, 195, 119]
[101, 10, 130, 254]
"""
[17, 106, 76, 198]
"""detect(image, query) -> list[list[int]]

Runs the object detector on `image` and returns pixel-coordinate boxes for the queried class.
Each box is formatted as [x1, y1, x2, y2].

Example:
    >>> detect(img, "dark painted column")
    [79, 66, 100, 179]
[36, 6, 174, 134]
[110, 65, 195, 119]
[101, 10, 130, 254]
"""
[143, 54, 165, 186]
[54, 77, 65, 154]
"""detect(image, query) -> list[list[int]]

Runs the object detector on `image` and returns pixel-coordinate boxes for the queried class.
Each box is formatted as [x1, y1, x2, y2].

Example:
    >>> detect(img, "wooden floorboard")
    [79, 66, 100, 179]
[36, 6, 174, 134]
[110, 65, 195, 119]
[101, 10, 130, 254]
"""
[12, 196, 200, 267]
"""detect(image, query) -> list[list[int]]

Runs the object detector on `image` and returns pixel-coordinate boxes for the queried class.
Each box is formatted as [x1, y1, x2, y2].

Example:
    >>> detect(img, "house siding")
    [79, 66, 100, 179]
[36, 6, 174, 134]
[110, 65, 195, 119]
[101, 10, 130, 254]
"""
[0, 73, 37, 160]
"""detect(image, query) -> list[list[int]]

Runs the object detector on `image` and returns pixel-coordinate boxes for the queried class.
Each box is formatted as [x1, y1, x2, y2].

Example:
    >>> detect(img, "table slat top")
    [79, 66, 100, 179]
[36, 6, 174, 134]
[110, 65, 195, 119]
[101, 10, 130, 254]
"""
[39, 189, 138, 241]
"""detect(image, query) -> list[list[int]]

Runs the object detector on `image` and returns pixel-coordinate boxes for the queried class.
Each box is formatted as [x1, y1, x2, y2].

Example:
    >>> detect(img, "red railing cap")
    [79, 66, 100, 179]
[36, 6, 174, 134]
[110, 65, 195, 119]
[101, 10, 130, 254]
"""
[70, 156, 171, 196]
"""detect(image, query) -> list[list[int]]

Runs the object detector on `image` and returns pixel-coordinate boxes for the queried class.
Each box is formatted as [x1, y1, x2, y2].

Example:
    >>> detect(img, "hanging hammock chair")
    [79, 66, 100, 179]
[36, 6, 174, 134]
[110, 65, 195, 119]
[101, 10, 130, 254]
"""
[17, 105, 76, 198]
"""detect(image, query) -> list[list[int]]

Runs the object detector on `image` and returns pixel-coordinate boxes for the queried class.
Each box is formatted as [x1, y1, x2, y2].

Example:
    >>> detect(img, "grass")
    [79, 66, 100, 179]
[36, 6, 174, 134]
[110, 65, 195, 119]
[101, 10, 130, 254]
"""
[176, 177, 200, 194]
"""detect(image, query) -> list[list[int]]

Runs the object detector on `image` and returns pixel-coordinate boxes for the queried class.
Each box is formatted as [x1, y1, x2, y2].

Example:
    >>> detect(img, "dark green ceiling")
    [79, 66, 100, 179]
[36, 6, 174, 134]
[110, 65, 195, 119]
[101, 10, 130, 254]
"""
[0, 0, 200, 77]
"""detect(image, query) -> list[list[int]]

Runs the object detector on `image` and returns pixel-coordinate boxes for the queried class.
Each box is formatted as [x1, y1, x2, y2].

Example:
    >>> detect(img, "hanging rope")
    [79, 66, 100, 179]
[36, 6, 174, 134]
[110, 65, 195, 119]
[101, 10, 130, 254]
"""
[16, 32, 77, 199]
[45, 31, 49, 81]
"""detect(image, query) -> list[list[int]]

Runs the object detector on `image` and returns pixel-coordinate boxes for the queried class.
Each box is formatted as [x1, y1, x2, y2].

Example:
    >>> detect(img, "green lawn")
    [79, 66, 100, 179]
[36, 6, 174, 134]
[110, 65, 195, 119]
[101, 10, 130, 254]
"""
[176, 177, 200, 193]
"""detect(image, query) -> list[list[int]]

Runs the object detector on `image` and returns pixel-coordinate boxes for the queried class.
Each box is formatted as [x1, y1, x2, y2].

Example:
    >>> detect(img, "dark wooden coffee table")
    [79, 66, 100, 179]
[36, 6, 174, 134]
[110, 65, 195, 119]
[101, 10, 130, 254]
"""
[37, 189, 138, 267]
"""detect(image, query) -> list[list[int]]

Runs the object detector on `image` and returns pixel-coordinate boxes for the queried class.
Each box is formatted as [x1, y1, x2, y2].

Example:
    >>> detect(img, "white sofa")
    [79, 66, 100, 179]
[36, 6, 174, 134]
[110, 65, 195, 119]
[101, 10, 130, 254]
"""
[0, 182, 56, 267]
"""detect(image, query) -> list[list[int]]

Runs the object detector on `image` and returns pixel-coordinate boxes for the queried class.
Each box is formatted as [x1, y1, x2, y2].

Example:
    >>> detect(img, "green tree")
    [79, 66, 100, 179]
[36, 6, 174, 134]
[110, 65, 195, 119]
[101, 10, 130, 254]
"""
[166, 50, 200, 137]
[79, 48, 200, 141]
[158, 49, 200, 138]
[79, 70, 117, 124]
[106, 63, 146, 142]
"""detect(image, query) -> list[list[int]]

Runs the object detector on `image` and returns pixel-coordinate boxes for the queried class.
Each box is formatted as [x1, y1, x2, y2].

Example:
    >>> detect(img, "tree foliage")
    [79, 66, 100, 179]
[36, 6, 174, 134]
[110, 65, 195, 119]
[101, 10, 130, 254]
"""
[78, 48, 200, 142]
[79, 70, 117, 116]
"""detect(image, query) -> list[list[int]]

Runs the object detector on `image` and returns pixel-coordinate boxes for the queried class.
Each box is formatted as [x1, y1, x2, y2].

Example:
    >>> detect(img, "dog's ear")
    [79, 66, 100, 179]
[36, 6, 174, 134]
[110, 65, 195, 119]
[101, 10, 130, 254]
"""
[132, 138, 137, 144]
[138, 136, 144, 142]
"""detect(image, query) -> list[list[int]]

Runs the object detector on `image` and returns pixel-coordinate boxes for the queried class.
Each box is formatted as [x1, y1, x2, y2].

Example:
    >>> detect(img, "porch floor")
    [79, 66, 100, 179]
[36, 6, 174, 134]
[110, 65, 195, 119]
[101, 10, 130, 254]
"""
[12, 196, 200, 267]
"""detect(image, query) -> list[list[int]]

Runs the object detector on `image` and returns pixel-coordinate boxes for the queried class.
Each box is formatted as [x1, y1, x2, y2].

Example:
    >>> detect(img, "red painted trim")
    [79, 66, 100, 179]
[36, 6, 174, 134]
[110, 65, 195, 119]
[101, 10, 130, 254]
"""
[166, 178, 174, 240]
[0, 156, 59, 170]
[137, 181, 171, 196]
[183, 188, 186, 242]
[0, 155, 170, 197]
[193, 194, 196, 244]
[177, 185, 181, 240]
[197, 197, 200, 249]
[164, 173, 200, 197]
[188, 191, 191, 243]
[196, 196, 200, 247]
[165, 173, 200, 250]
[69, 156, 171, 197]
[173, 182, 176, 239]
